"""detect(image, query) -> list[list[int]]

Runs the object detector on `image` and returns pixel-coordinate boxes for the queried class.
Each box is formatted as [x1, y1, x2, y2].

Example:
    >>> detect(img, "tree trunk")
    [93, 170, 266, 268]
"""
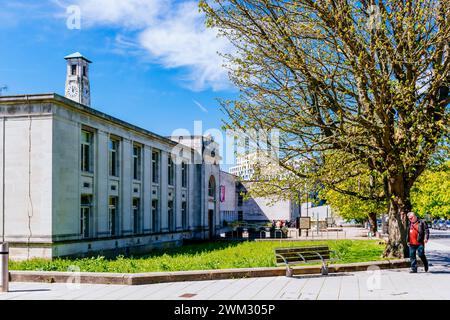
[383, 176, 411, 258]
[368, 212, 377, 235]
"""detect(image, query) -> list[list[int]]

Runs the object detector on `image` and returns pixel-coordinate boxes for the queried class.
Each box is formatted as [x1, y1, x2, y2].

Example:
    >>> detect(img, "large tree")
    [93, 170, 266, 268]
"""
[201, 0, 450, 257]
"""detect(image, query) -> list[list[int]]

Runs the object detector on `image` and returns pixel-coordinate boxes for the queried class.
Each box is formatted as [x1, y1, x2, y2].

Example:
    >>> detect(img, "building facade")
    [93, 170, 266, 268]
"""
[219, 171, 300, 224]
[218, 171, 238, 223]
[0, 54, 221, 260]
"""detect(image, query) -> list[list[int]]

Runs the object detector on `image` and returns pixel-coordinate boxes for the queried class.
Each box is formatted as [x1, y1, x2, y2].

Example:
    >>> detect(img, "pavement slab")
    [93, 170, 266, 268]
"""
[1, 230, 449, 300]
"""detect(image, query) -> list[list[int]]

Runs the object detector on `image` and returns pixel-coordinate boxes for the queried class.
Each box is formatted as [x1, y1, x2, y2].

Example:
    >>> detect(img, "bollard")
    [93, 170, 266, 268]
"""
[0, 242, 9, 293]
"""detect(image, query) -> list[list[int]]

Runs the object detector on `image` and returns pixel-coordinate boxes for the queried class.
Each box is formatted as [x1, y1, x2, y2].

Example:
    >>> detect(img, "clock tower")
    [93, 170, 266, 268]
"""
[64, 52, 92, 106]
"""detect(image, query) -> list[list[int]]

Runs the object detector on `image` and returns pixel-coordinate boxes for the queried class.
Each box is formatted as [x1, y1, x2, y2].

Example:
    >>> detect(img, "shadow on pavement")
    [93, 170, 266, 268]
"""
[7, 289, 51, 293]
[293, 273, 354, 280]
[428, 270, 450, 274]
[427, 250, 450, 266]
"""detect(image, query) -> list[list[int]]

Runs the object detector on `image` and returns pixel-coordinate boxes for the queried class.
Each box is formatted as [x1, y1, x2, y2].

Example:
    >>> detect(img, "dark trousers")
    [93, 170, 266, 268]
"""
[409, 244, 428, 271]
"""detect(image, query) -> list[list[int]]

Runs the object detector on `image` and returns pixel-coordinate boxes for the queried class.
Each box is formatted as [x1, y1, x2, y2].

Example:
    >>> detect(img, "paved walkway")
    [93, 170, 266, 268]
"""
[1, 233, 449, 300]
[1, 266, 449, 300]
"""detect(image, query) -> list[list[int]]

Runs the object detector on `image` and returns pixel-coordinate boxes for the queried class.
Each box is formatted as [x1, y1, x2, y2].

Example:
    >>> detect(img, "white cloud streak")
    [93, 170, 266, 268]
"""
[193, 99, 208, 113]
[67, 0, 233, 91]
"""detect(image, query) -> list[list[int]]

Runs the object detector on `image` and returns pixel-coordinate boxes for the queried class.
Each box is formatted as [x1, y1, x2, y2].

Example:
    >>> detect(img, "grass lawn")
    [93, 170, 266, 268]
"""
[9, 240, 387, 273]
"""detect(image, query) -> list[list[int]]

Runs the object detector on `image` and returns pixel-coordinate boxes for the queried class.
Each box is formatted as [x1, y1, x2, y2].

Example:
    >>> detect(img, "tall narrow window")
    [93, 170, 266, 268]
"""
[71, 64, 77, 76]
[208, 176, 216, 199]
[182, 201, 187, 230]
[109, 139, 119, 177]
[83, 66, 86, 77]
[133, 145, 141, 180]
[168, 157, 175, 186]
[81, 130, 93, 172]
[152, 151, 159, 183]
[109, 196, 118, 236]
[238, 193, 243, 206]
[168, 200, 174, 232]
[80, 195, 91, 238]
[181, 162, 188, 188]
[152, 199, 158, 232]
[133, 198, 140, 234]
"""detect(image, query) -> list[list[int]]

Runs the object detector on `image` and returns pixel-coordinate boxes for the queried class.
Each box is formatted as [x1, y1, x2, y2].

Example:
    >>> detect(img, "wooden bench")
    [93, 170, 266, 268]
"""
[274, 246, 335, 277]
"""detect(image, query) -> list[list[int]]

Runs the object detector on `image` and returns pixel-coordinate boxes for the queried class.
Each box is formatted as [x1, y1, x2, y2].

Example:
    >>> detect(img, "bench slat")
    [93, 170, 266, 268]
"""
[275, 246, 332, 265]
[275, 248, 329, 251]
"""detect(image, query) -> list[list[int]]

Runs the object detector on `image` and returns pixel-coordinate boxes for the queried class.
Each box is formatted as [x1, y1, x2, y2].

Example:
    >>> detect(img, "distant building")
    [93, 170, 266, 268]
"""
[223, 153, 331, 224]
[228, 152, 258, 181]
[219, 171, 300, 224]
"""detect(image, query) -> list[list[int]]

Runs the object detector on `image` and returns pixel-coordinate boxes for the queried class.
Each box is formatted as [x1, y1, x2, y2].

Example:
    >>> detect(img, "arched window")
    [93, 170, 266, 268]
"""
[208, 176, 216, 199]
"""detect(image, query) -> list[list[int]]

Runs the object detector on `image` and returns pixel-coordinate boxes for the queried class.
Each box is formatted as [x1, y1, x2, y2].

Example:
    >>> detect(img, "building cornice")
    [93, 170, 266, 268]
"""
[0, 93, 184, 150]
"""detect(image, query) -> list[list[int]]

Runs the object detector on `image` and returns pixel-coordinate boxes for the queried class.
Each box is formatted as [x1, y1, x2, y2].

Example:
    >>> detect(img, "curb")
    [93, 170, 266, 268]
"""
[9, 259, 414, 286]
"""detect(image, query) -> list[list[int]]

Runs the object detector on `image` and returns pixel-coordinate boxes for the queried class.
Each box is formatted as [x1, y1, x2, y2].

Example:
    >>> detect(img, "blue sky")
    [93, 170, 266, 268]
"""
[0, 0, 238, 167]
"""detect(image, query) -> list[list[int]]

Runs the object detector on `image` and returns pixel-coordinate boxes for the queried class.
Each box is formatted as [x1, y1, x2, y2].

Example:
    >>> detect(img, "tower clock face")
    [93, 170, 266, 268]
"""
[66, 83, 79, 98]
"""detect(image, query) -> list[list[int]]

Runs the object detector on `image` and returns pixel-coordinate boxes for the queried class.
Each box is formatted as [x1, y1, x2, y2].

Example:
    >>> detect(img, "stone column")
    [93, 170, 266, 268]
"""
[96, 130, 109, 237]
[142, 145, 152, 233]
[0, 118, 4, 240]
[121, 139, 132, 236]
[188, 162, 195, 231]
[175, 160, 182, 231]
[160, 150, 168, 232]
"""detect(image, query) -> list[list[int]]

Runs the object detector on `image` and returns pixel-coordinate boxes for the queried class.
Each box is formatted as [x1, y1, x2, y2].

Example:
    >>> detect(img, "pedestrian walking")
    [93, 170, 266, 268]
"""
[407, 212, 429, 273]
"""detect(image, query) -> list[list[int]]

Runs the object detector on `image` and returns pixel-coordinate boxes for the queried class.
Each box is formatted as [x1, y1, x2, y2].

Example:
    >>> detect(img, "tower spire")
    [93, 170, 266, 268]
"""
[64, 52, 92, 106]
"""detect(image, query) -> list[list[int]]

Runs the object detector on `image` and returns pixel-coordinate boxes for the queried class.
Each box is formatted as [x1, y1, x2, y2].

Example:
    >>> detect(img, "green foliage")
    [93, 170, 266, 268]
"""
[10, 240, 385, 272]
[318, 152, 387, 221]
[322, 187, 385, 221]
[411, 162, 450, 219]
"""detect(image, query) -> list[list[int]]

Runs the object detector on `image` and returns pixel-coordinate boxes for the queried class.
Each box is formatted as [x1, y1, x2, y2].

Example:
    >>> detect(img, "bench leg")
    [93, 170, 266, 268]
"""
[286, 266, 293, 277]
[321, 262, 329, 276]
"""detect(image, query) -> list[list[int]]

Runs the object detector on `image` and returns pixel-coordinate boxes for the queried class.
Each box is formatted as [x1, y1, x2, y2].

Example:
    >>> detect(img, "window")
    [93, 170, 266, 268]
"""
[133, 198, 140, 234]
[109, 196, 118, 236]
[152, 199, 158, 232]
[81, 130, 93, 173]
[152, 151, 159, 183]
[182, 201, 187, 230]
[71, 64, 77, 76]
[83, 66, 86, 77]
[168, 156, 175, 186]
[238, 193, 243, 206]
[109, 139, 119, 177]
[168, 200, 174, 232]
[133, 145, 142, 180]
[208, 176, 216, 199]
[80, 195, 91, 238]
[181, 162, 188, 188]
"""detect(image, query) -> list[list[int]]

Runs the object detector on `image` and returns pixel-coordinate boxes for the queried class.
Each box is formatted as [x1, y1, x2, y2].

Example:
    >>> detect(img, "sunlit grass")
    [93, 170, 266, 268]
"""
[10, 240, 386, 273]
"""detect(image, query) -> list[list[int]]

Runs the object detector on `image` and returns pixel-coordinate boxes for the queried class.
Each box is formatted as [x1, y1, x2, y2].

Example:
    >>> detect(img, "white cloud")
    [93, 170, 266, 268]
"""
[66, 0, 233, 91]
[71, 0, 167, 28]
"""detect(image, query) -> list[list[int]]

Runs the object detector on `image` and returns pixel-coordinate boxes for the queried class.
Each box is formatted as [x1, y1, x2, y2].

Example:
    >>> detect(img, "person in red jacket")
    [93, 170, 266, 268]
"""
[406, 212, 430, 273]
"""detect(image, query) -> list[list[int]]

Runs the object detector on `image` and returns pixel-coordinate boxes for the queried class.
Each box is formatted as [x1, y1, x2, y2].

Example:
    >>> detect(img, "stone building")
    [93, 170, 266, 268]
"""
[0, 53, 220, 260]
[218, 171, 238, 223]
